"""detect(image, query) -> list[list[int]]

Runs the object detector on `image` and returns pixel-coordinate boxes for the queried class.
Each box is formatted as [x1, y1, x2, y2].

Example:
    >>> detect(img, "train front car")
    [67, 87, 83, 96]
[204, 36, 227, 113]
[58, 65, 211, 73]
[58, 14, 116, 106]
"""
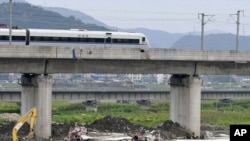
[110, 31, 150, 48]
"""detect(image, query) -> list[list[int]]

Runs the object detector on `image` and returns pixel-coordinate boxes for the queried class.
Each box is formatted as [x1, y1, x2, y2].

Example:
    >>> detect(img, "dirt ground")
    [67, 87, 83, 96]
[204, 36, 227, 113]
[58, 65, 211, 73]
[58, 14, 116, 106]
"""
[0, 115, 229, 141]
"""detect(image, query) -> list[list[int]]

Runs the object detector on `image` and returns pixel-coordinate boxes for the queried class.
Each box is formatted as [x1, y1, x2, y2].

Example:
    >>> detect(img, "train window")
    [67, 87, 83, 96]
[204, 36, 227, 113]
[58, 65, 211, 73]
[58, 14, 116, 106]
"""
[36, 37, 42, 41]
[0, 36, 25, 41]
[42, 37, 50, 41]
[85, 38, 105, 43]
[131, 39, 140, 43]
[30, 37, 34, 41]
[52, 37, 60, 41]
[106, 37, 111, 43]
[88, 38, 95, 42]
[0, 36, 9, 40]
[12, 36, 25, 41]
[61, 37, 69, 42]
[112, 39, 121, 43]
[70, 38, 78, 42]
[94, 38, 105, 43]
[123, 39, 129, 43]
[79, 38, 86, 42]
[112, 38, 139, 44]
[142, 37, 145, 42]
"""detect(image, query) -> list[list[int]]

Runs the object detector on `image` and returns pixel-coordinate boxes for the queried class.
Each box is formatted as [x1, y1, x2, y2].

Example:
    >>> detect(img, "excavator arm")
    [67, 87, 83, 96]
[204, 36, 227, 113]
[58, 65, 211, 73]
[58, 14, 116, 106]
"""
[12, 107, 37, 141]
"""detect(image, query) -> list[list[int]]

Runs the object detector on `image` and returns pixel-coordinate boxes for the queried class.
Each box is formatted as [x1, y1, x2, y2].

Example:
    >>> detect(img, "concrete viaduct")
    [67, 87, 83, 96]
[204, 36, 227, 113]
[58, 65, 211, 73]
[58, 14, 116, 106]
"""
[1, 88, 250, 102]
[1, 45, 250, 139]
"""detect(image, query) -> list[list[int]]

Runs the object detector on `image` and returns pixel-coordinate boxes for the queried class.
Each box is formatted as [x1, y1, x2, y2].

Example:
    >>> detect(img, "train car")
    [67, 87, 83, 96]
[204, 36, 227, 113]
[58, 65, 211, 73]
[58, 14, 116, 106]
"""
[0, 28, 150, 48]
[0, 28, 27, 45]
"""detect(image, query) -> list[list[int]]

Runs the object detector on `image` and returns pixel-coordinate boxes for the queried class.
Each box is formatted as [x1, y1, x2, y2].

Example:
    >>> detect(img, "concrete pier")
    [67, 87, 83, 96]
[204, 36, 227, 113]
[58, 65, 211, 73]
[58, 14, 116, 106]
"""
[169, 75, 202, 137]
[35, 75, 53, 139]
[21, 74, 53, 139]
[20, 74, 38, 115]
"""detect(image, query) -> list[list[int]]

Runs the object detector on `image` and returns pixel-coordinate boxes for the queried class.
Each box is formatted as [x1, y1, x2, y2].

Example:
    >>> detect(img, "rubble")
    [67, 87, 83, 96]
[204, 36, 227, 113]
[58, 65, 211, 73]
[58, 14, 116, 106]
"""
[0, 113, 21, 122]
[0, 115, 228, 140]
[85, 116, 147, 134]
[64, 124, 132, 141]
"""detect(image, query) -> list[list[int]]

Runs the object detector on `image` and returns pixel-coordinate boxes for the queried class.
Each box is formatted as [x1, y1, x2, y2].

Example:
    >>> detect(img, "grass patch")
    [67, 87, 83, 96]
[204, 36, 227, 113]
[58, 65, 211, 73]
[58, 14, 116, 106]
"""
[52, 102, 169, 127]
[1, 99, 250, 127]
[0, 102, 19, 113]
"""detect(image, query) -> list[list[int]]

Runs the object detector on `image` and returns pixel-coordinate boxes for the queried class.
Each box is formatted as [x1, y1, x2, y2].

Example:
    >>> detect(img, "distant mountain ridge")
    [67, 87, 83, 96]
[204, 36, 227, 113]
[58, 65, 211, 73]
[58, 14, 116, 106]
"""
[44, 7, 108, 28]
[0, 0, 26, 3]
[0, 2, 109, 30]
[172, 33, 250, 50]
[2, 1, 250, 50]
[128, 28, 184, 48]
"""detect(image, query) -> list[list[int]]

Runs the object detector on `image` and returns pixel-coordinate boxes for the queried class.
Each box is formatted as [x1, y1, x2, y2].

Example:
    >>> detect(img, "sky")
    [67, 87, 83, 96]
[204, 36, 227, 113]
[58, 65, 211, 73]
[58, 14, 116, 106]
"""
[22, 0, 250, 35]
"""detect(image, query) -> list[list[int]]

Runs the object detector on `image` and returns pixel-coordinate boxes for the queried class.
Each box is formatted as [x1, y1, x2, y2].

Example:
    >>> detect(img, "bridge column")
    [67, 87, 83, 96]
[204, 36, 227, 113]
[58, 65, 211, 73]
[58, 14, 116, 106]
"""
[34, 75, 53, 139]
[21, 74, 53, 140]
[169, 75, 201, 137]
[21, 74, 39, 115]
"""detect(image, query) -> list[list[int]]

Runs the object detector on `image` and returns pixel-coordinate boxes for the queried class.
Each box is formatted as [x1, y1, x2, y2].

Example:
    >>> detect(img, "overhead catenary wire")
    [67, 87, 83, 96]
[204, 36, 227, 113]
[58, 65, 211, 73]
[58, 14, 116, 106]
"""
[1, 2, 250, 26]
[1, 2, 250, 35]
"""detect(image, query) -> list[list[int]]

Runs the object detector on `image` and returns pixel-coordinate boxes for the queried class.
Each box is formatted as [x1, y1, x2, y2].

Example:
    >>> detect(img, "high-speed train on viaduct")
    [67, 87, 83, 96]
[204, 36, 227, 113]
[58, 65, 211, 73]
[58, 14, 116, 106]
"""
[0, 28, 150, 48]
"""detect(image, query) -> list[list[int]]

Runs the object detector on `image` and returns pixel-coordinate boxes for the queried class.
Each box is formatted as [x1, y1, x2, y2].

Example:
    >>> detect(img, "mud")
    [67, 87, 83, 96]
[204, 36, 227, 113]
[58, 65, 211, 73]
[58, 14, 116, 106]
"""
[0, 115, 229, 140]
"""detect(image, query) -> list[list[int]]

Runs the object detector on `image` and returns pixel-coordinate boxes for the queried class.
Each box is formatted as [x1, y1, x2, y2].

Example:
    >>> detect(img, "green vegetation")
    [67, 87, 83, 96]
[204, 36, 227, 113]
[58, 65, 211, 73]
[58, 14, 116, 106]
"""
[201, 99, 250, 126]
[52, 101, 169, 127]
[0, 82, 21, 88]
[1, 99, 250, 127]
[0, 102, 19, 113]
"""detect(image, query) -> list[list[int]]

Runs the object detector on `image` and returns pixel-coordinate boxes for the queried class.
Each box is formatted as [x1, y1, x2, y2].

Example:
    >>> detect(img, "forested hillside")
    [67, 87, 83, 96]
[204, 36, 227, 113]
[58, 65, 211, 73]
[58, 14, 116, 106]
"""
[0, 2, 109, 30]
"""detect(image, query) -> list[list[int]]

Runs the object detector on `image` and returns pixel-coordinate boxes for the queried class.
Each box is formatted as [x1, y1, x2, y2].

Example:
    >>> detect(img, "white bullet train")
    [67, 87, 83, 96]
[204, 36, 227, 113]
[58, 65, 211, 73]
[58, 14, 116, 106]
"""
[0, 28, 150, 48]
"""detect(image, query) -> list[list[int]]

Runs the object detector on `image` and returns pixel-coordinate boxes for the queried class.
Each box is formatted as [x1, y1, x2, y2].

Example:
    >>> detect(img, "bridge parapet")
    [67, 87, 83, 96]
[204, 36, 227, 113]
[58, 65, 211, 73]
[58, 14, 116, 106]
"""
[1, 45, 250, 74]
[1, 45, 250, 62]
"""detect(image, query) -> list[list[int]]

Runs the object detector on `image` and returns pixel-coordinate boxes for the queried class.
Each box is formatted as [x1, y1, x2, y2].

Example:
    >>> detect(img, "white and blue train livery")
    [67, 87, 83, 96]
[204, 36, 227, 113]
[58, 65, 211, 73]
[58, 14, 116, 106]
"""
[0, 28, 150, 48]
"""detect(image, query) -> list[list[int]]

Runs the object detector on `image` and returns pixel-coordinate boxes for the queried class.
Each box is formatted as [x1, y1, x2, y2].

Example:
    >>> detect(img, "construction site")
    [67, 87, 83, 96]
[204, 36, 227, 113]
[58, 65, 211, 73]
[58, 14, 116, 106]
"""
[0, 111, 229, 141]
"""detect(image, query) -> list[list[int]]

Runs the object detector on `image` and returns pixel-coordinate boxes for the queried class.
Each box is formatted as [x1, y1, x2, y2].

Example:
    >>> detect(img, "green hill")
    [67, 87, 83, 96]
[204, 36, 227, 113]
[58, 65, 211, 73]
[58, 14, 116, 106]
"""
[0, 2, 109, 30]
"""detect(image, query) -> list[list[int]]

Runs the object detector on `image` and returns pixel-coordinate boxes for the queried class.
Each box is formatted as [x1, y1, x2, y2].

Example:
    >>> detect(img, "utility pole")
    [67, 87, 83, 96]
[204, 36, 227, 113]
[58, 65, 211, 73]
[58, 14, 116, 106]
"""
[230, 10, 244, 51]
[198, 13, 214, 50]
[236, 10, 243, 51]
[9, 0, 12, 45]
[200, 13, 205, 50]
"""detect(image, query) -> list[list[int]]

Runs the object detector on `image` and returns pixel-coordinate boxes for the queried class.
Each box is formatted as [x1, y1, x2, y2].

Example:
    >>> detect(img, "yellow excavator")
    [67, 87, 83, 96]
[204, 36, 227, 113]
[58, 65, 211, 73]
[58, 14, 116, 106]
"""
[12, 107, 37, 141]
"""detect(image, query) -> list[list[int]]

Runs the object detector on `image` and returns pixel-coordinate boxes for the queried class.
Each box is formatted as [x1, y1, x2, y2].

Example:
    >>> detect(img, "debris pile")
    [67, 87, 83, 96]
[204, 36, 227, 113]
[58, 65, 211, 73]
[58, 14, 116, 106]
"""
[132, 127, 164, 141]
[84, 116, 190, 140]
[157, 120, 191, 139]
[85, 115, 146, 134]
[64, 125, 88, 141]
[0, 113, 21, 122]
[0, 115, 228, 140]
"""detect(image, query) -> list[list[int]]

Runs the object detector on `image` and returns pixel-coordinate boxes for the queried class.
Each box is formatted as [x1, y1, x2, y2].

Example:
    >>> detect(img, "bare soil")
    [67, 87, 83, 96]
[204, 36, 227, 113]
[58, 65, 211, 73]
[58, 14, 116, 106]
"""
[0, 115, 229, 141]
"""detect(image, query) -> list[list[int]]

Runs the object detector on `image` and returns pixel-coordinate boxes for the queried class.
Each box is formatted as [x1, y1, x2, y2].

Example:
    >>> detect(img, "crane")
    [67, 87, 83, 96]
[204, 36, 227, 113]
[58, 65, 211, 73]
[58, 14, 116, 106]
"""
[12, 107, 37, 141]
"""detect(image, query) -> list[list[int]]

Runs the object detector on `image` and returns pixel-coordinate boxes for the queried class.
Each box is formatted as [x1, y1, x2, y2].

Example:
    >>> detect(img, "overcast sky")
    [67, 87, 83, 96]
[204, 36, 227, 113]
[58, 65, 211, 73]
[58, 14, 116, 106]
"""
[24, 0, 250, 35]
